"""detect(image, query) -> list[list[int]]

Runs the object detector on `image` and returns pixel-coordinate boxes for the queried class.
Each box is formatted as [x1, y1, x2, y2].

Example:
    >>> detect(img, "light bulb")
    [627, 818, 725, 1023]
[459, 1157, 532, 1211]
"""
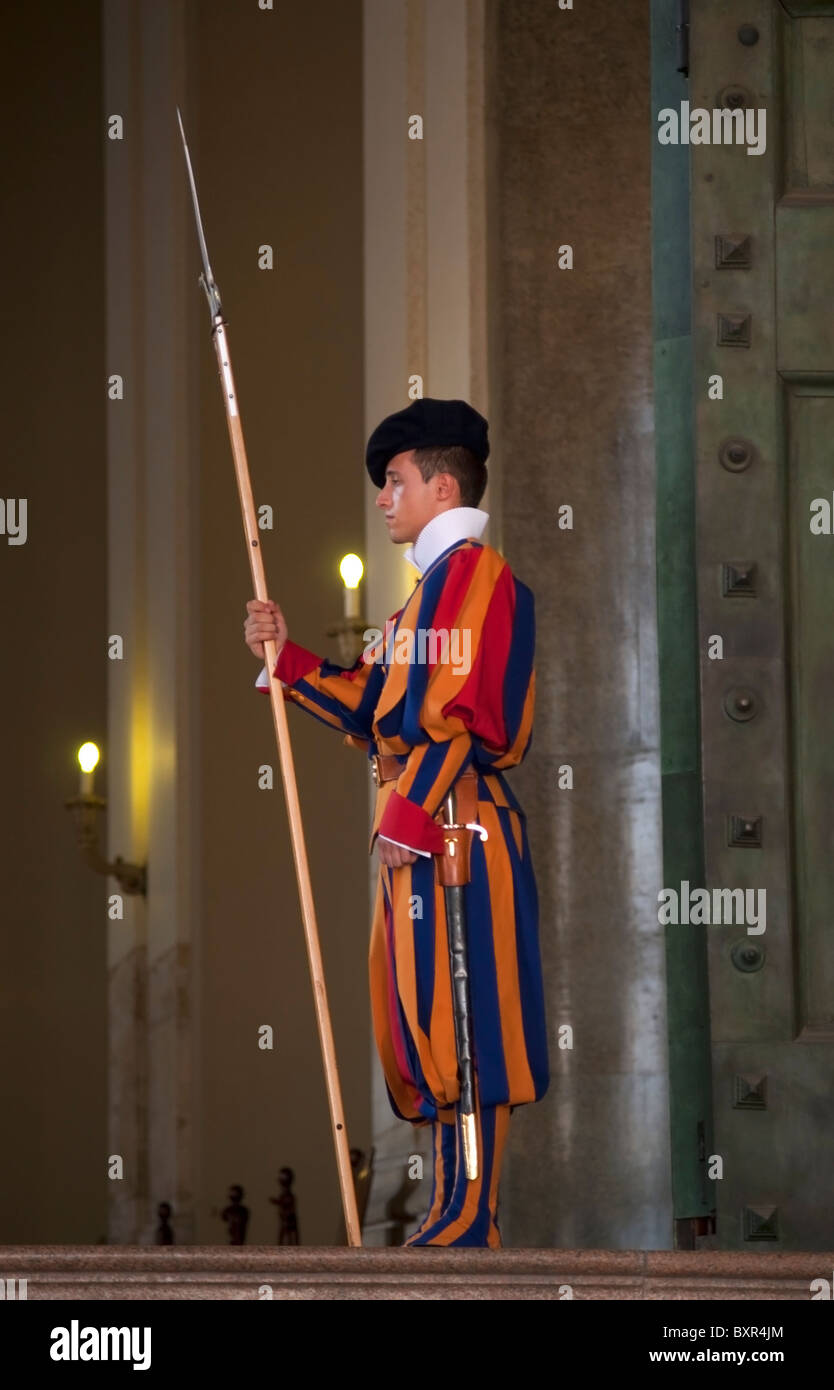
[339, 553, 364, 589]
[78, 742, 100, 774]
[340, 554, 363, 619]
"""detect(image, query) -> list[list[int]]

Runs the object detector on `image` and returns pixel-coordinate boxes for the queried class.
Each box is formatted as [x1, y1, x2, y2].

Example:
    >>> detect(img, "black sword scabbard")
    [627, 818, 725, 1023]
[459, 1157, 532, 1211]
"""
[439, 783, 486, 1181]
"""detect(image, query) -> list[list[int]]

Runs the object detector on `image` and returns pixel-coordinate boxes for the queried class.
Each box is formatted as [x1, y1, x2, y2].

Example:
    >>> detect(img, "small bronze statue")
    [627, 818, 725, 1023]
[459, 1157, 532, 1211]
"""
[156, 1201, 174, 1245]
[269, 1167, 299, 1245]
[222, 1184, 249, 1245]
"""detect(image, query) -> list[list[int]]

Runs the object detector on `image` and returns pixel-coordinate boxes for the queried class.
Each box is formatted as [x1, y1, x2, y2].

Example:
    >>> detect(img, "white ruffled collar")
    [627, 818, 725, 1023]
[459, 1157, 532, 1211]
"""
[403, 507, 489, 576]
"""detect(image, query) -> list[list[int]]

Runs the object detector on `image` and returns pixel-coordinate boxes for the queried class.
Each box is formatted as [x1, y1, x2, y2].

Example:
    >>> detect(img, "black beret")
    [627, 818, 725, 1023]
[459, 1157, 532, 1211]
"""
[365, 398, 489, 488]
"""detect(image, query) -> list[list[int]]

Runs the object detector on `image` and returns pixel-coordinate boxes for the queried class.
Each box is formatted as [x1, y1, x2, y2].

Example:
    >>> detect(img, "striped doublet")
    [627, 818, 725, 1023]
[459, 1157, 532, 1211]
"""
[257, 536, 550, 1124]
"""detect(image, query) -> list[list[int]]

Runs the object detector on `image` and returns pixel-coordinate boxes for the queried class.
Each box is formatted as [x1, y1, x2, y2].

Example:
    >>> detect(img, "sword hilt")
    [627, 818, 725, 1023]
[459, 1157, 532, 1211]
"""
[436, 799, 487, 889]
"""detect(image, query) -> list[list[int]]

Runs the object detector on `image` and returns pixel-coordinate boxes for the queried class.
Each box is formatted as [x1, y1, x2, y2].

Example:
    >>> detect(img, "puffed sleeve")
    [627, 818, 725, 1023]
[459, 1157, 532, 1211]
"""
[372, 543, 535, 855]
[255, 633, 388, 743]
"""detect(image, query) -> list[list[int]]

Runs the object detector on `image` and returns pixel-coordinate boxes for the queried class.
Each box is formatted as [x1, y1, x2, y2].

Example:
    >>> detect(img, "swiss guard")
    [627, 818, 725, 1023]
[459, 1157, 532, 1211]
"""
[244, 398, 549, 1247]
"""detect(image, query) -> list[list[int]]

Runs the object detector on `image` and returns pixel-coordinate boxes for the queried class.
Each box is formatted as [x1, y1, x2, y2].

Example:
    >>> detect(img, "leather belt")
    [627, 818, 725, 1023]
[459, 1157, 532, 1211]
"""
[370, 754, 479, 820]
[370, 753, 406, 785]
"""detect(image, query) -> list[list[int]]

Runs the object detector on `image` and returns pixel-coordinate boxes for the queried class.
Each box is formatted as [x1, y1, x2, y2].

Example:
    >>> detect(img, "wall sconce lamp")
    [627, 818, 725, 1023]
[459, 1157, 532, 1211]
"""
[64, 741, 148, 896]
[327, 552, 368, 666]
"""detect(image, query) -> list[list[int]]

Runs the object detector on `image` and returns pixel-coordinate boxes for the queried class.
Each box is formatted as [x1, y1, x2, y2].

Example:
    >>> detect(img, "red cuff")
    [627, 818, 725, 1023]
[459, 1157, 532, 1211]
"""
[377, 791, 445, 856]
[275, 639, 323, 686]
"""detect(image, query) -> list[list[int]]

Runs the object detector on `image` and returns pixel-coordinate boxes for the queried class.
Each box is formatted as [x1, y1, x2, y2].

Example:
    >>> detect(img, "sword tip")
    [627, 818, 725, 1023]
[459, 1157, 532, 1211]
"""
[176, 106, 186, 143]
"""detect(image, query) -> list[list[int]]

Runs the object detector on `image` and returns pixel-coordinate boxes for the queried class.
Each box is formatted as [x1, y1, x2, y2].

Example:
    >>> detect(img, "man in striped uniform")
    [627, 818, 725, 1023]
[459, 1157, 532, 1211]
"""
[245, 399, 549, 1247]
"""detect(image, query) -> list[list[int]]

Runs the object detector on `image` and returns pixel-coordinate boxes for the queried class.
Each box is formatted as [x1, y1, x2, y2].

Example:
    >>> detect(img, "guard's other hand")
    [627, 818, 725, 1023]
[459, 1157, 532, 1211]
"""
[376, 836, 418, 868]
[244, 599, 288, 660]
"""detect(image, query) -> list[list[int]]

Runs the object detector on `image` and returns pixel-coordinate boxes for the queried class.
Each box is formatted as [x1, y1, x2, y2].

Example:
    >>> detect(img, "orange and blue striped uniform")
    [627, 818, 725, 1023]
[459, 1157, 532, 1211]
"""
[258, 535, 549, 1243]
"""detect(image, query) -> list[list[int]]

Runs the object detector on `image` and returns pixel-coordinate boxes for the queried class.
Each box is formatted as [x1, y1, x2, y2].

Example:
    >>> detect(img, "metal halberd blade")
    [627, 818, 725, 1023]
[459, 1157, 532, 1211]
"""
[177, 107, 223, 321]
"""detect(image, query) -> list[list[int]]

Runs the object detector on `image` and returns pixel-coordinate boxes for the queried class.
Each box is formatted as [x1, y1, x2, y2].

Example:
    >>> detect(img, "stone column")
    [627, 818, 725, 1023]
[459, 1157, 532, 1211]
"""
[362, 0, 491, 1241]
[487, 0, 672, 1248]
[104, 0, 368, 1248]
[104, 0, 198, 1243]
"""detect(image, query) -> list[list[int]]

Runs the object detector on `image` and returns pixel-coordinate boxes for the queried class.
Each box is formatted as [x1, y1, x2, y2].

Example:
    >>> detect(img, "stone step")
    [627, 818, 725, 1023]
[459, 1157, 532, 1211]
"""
[1, 1247, 829, 1300]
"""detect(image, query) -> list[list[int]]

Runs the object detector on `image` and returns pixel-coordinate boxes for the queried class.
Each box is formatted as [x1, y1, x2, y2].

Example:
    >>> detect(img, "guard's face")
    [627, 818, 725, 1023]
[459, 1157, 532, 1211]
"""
[376, 450, 452, 543]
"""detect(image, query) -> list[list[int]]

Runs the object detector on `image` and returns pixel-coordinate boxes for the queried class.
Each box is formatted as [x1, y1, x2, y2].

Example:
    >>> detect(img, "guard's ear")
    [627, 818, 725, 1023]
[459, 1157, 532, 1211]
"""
[434, 471, 459, 502]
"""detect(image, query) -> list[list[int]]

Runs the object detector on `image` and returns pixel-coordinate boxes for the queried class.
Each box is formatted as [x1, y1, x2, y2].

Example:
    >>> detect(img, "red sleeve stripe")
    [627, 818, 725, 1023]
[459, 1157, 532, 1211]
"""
[275, 639, 325, 686]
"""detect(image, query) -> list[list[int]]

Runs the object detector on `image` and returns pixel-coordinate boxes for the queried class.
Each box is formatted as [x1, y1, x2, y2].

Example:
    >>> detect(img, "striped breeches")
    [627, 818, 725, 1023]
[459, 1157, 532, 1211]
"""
[404, 1091, 512, 1248]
